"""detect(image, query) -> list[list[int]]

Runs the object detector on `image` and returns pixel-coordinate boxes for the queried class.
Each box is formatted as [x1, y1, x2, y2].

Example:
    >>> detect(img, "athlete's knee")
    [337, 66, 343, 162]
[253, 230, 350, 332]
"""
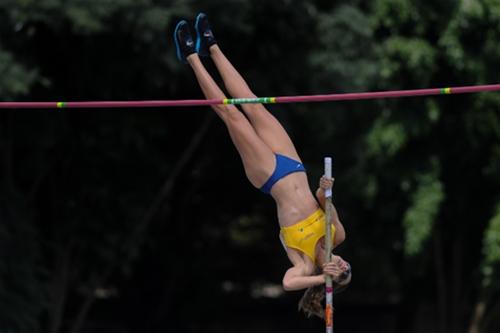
[224, 108, 246, 123]
[212, 104, 243, 122]
[242, 104, 269, 119]
[211, 104, 231, 115]
[243, 103, 263, 114]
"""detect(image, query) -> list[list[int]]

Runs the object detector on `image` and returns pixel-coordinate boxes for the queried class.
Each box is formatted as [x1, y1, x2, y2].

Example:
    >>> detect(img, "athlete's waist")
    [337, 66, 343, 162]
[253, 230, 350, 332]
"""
[280, 207, 324, 230]
[269, 172, 309, 195]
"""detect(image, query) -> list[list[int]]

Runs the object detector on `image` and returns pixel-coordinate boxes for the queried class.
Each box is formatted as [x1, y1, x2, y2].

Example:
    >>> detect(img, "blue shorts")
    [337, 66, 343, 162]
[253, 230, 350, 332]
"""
[260, 154, 306, 194]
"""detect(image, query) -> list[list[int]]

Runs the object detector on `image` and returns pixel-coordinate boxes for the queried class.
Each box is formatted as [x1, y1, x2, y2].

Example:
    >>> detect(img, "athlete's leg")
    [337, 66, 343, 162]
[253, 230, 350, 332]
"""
[187, 53, 275, 187]
[209, 44, 301, 161]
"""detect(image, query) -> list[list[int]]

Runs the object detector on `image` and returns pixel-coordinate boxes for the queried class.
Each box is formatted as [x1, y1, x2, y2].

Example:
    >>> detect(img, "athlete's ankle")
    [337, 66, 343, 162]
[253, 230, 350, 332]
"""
[186, 53, 198, 63]
[209, 43, 220, 55]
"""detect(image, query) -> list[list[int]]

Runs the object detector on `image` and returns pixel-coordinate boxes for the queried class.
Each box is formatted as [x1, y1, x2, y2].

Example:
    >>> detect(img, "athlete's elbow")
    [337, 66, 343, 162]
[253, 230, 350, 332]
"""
[282, 277, 298, 291]
[335, 230, 346, 246]
[315, 189, 324, 200]
[282, 279, 293, 291]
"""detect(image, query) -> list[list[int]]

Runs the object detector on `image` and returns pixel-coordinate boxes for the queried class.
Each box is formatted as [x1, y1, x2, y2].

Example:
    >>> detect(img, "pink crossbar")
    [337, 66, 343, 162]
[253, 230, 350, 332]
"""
[1, 84, 499, 109]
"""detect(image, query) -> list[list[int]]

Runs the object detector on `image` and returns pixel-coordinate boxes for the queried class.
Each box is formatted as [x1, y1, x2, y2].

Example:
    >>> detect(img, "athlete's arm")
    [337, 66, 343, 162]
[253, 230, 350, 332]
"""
[282, 248, 322, 290]
[315, 176, 333, 209]
[283, 261, 350, 291]
[282, 265, 325, 291]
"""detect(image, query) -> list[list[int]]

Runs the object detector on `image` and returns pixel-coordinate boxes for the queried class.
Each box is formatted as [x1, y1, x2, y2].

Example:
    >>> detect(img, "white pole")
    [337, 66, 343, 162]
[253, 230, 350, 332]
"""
[324, 157, 334, 333]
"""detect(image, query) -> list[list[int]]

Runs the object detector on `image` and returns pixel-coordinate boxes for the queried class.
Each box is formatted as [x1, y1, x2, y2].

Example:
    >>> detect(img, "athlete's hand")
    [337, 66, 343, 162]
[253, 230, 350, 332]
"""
[322, 262, 344, 279]
[322, 256, 349, 280]
[319, 176, 334, 191]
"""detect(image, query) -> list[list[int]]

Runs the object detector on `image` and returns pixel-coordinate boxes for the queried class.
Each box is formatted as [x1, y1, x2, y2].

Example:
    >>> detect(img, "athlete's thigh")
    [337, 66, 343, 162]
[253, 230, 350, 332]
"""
[241, 104, 301, 161]
[223, 109, 276, 187]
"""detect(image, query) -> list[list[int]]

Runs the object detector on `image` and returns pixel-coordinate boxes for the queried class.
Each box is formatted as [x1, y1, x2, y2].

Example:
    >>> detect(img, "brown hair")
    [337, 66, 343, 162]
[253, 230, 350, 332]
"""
[298, 284, 325, 318]
[298, 263, 352, 318]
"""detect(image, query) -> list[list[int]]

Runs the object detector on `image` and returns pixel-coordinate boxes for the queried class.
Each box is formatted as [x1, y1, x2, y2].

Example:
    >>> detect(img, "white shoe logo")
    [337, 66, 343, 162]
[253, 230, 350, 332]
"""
[187, 40, 194, 46]
[204, 31, 212, 37]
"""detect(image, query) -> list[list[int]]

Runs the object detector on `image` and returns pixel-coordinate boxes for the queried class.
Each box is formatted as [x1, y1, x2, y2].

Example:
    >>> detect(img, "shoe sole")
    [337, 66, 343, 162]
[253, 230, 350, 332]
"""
[174, 20, 188, 63]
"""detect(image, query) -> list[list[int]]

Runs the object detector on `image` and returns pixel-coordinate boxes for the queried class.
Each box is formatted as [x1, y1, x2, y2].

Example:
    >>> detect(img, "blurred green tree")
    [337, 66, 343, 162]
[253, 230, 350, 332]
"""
[0, 1, 499, 333]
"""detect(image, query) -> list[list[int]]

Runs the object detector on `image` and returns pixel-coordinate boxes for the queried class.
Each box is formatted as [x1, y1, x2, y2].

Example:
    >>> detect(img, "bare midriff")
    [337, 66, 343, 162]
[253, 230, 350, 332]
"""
[269, 172, 320, 228]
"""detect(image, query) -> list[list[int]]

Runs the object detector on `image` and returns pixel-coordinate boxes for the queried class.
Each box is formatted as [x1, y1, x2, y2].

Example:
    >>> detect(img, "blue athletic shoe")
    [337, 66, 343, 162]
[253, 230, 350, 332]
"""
[174, 20, 195, 63]
[195, 13, 217, 57]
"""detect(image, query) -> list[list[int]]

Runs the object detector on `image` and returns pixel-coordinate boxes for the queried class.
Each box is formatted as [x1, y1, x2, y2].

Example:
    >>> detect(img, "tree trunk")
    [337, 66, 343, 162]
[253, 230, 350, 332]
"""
[144, 153, 210, 331]
[3, 114, 15, 191]
[433, 228, 448, 333]
[468, 300, 485, 333]
[451, 234, 464, 333]
[68, 274, 105, 333]
[482, 298, 500, 333]
[63, 114, 213, 331]
[48, 250, 71, 333]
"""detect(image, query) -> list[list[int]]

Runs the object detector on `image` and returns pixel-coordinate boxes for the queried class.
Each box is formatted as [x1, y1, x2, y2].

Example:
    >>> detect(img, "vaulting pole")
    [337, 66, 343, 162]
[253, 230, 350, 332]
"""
[324, 157, 334, 333]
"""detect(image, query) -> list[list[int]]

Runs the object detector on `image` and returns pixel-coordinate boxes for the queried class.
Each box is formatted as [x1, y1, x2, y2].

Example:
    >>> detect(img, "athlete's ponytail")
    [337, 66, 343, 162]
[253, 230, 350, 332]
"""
[298, 263, 352, 318]
[298, 284, 325, 318]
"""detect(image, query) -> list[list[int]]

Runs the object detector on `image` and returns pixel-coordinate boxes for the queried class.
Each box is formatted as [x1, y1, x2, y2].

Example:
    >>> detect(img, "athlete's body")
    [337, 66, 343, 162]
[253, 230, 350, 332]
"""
[173, 14, 351, 310]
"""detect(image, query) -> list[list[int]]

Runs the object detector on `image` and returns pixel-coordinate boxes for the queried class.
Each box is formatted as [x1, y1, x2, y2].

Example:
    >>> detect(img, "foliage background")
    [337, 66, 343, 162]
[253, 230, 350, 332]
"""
[1, 0, 499, 332]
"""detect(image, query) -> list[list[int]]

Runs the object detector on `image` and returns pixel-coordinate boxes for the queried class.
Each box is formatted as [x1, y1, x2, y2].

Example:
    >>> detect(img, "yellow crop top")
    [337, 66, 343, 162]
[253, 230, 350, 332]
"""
[280, 208, 336, 263]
